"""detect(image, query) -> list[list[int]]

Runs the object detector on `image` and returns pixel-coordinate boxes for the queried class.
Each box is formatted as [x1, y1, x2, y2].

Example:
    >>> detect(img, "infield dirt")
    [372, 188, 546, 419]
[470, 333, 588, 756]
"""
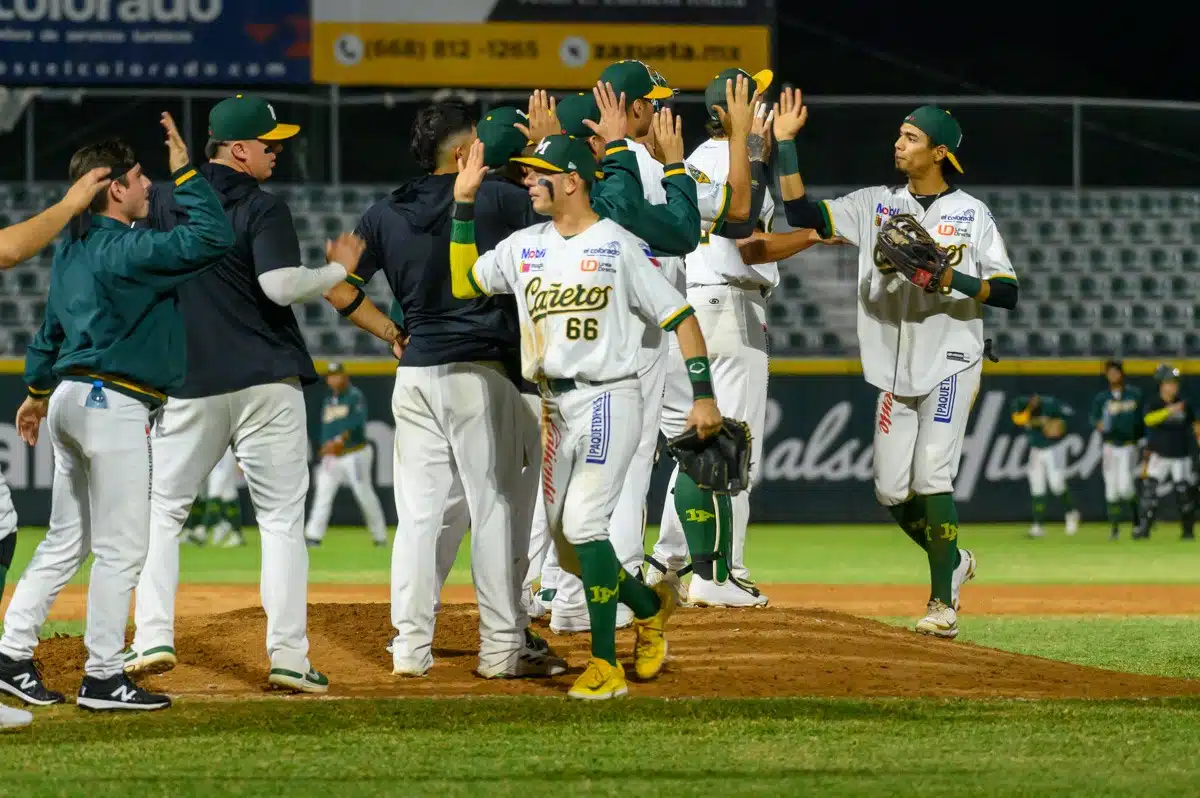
[25, 584, 1200, 701]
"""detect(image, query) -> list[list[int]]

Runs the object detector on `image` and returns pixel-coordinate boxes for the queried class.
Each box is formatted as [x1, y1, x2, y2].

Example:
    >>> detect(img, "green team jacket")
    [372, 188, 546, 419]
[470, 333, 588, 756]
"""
[320, 384, 368, 452]
[1009, 394, 1072, 449]
[25, 166, 235, 405]
[590, 141, 700, 258]
[1089, 386, 1144, 446]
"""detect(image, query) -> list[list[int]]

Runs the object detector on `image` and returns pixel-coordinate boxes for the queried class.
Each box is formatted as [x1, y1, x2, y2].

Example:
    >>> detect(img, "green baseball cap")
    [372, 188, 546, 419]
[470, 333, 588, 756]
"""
[904, 105, 964, 173]
[704, 67, 774, 120]
[598, 60, 674, 102]
[477, 107, 529, 168]
[556, 92, 600, 138]
[512, 134, 598, 184]
[208, 94, 299, 141]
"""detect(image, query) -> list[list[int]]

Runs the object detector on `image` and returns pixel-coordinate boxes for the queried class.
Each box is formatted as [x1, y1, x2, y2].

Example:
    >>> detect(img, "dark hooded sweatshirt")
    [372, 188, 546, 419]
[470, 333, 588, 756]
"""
[352, 173, 540, 377]
[144, 162, 317, 398]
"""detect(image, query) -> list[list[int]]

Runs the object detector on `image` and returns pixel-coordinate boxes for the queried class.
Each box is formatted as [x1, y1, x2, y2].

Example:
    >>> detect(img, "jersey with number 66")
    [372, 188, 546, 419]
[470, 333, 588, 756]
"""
[466, 218, 695, 382]
[821, 186, 1017, 397]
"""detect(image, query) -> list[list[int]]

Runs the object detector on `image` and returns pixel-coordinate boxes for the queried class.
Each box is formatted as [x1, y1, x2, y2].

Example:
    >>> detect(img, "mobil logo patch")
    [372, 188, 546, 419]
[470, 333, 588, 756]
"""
[875, 203, 902, 217]
[934, 374, 957, 423]
[521, 247, 547, 259]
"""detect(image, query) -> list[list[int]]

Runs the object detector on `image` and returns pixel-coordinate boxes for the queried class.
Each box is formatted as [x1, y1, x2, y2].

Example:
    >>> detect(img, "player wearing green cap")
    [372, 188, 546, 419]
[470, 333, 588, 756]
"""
[775, 88, 1020, 639]
[450, 133, 723, 699]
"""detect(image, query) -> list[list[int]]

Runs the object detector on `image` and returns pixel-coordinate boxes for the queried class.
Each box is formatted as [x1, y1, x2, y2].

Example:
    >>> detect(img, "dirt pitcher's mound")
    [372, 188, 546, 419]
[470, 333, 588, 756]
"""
[34, 603, 1200, 700]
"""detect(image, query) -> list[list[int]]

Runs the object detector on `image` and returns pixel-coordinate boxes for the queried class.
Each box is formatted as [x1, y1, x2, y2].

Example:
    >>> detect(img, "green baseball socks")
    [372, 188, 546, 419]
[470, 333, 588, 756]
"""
[888, 493, 960, 605]
[673, 473, 734, 582]
[576, 539, 663, 666]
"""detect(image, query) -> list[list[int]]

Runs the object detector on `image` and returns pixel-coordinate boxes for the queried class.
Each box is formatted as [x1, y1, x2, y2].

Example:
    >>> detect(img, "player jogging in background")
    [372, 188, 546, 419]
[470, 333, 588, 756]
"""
[451, 135, 721, 699]
[1090, 360, 1143, 540]
[1009, 394, 1081, 538]
[1135, 364, 1200, 541]
[127, 94, 366, 694]
[0, 151, 113, 732]
[0, 121, 234, 714]
[775, 91, 1019, 639]
[305, 362, 389, 548]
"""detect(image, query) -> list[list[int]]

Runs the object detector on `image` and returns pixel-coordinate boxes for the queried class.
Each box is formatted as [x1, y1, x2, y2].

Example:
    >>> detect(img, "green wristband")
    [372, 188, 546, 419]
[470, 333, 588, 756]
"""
[686, 356, 714, 400]
[948, 270, 983, 298]
[776, 139, 800, 176]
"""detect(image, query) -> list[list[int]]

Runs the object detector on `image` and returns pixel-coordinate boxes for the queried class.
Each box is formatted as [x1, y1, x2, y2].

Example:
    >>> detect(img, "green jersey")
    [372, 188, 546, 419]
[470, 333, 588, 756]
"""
[590, 142, 700, 258]
[1009, 394, 1072, 449]
[25, 168, 234, 405]
[320, 383, 368, 452]
[1089, 386, 1144, 446]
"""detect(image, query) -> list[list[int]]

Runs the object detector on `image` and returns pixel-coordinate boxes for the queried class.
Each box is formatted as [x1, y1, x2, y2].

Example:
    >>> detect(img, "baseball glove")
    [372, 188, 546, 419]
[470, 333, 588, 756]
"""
[666, 418, 752, 495]
[874, 214, 950, 293]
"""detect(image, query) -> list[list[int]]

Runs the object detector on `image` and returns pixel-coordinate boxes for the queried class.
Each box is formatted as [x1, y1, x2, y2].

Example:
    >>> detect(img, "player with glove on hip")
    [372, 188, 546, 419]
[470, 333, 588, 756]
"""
[1009, 394, 1080, 538]
[450, 135, 724, 699]
[775, 91, 1019, 639]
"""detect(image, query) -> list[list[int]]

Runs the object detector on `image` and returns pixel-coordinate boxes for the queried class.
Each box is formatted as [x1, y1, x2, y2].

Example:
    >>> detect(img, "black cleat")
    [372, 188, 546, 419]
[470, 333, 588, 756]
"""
[1109, 526, 1120, 541]
[0, 653, 65, 706]
[77, 673, 171, 712]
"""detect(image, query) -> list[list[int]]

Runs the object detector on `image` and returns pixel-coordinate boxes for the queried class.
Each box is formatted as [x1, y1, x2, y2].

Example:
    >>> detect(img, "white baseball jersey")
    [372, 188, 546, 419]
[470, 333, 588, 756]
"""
[468, 218, 693, 382]
[684, 138, 778, 290]
[822, 187, 1016, 397]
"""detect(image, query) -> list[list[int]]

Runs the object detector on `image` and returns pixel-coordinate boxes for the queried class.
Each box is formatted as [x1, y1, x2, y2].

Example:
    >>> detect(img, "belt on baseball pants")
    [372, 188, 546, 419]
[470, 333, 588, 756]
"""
[63, 370, 166, 410]
[538, 375, 634, 397]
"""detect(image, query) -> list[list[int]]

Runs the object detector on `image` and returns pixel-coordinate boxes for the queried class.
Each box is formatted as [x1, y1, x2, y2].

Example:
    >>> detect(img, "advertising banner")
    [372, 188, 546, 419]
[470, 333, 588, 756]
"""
[0, 0, 311, 84]
[0, 364, 1190, 529]
[311, 0, 773, 89]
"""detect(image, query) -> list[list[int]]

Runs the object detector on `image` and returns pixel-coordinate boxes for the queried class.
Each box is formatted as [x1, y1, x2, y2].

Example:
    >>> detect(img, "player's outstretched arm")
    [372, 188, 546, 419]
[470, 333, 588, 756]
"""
[737, 228, 837, 265]
[0, 167, 111, 269]
[449, 140, 491, 300]
[772, 87, 836, 238]
[323, 281, 406, 356]
[673, 315, 723, 439]
[717, 75, 756, 224]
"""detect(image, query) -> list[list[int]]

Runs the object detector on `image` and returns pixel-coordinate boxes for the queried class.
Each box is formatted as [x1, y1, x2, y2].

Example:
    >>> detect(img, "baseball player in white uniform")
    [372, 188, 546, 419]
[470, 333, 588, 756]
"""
[452, 134, 721, 699]
[647, 68, 779, 608]
[776, 92, 1019, 638]
[126, 95, 368, 693]
[305, 363, 389, 548]
[198, 447, 245, 547]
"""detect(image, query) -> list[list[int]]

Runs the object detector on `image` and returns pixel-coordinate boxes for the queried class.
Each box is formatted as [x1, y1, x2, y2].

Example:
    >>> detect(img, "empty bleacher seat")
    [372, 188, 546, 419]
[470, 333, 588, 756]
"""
[1186, 332, 1200, 356]
[1152, 331, 1183, 355]
[1137, 193, 1168, 217]
[1026, 330, 1057, 357]
[780, 274, 803, 297]
[1168, 275, 1193, 300]
[1018, 192, 1048, 216]
[1049, 192, 1078, 216]
[1045, 274, 1068, 297]
[1098, 304, 1126, 327]
[1059, 331, 1085, 356]
[1162, 303, 1190, 328]
[1089, 330, 1119, 356]
[800, 304, 822, 325]
[1129, 304, 1154, 328]
[1120, 331, 1152, 356]
[0, 300, 19, 326]
[316, 331, 344, 355]
[992, 330, 1017, 356]
[819, 332, 843, 356]
[1006, 304, 1032, 328]
[1109, 275, 1134, 299]
[1079, 275, 1102, 299]
[1156, 219, 1186, 244]
[1138, 275, 1164, 299]
[1067, 303, 1097, 327]
[768, 303, 791, 327]
[1056, 247, 1083, 272]
[1036, 303, 1064, 328]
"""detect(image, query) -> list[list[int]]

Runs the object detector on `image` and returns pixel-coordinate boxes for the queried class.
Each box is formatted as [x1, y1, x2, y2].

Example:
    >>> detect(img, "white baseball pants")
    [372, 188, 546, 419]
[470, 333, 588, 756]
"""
[541, 379, 642, 576]
[652, 285, 769, 579]
[1028, 442, 1068, 496]
[132, 380, 313, 673]
[304, 446, 388, 544]
[1101, 443, 1138, 502]
[873, 363, 982, 506]
[206, 447, 239, 501]
[550, 344, 666, 616]
[0, 382, 151, 678]
[389, 363, 526, 675]
[1145, 453, 1193, 485]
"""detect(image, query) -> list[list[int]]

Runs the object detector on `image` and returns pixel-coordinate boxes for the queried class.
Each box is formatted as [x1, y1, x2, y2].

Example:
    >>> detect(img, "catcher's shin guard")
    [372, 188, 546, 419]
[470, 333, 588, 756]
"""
[1176, 482, 1195, 539]
[1136, 478, 1160, 539]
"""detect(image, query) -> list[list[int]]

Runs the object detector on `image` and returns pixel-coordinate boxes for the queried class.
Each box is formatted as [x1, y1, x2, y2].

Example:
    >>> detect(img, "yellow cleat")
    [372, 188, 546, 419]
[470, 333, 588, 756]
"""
[567, 658, 628, 701]
[632, 581, 678, 681]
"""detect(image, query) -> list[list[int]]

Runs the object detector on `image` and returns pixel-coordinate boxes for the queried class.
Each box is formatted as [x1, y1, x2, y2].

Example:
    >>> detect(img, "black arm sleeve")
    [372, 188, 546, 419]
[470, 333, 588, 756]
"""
[983, 280, 1019, 310]
[782, 194, 832, 237]
[720, 162, 769, 239]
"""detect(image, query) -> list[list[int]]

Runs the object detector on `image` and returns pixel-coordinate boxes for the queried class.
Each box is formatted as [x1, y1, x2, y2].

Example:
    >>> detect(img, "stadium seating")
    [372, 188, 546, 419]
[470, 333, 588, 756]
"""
[0, 184, 1197, 358]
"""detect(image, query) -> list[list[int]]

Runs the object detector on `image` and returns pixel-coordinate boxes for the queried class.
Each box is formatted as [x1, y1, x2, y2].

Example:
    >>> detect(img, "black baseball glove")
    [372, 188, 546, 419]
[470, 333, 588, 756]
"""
[874, 214, 950, 293]
[666, 418, 752, 495]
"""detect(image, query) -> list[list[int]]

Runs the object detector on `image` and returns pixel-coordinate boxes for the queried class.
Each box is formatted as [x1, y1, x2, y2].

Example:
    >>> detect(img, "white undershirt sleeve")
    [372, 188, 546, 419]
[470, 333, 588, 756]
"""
[257, 263, 349, 306]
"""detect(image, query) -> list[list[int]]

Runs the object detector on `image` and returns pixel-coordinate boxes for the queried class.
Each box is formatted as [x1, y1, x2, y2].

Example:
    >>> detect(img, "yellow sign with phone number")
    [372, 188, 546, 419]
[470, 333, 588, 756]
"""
[312, 22, 771, 89]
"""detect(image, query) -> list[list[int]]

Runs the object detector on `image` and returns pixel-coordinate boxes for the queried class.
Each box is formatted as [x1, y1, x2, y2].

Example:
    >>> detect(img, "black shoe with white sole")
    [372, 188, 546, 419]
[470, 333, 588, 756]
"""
[0, 653, 65, 706]
[77, 673, 171, 712]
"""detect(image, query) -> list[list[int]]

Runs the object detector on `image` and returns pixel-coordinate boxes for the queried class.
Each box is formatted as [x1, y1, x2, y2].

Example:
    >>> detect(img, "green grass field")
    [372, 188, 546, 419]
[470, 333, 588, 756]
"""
[4, 522, 1199, 796]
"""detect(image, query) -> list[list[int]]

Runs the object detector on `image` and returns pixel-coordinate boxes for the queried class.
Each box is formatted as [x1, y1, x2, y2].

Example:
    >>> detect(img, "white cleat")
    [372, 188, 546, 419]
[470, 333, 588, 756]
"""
[915, 599, 958, 639]
[549, 604, 634, 634]
[951, 548, 977, 612]
[688, 575, 768, 608]
[521, 587, 549, 621]
[0, 704, 33, 730]
[1065, 510, 1081, 536]
[1027, 524, 1046, 539]
[477, 629, 567, 679]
